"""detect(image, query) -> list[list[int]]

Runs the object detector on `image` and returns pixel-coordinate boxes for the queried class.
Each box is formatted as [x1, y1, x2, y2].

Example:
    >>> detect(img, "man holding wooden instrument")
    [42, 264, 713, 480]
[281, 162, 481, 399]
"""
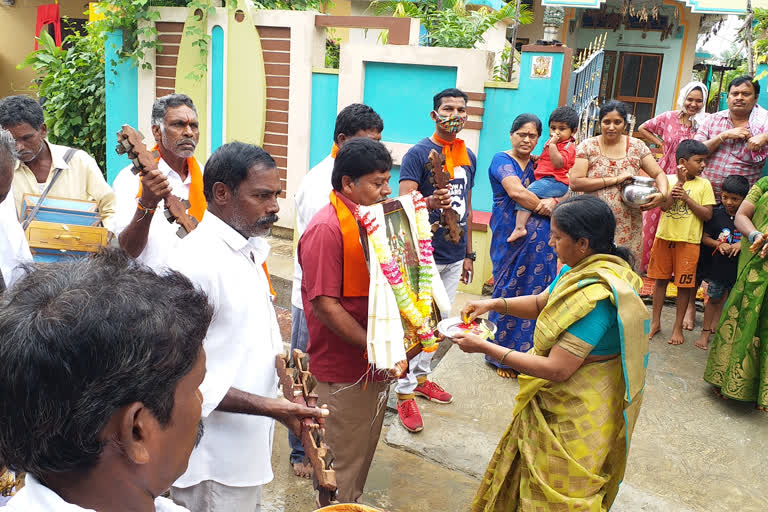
[112, 93, 206, 269]
[395, 88, 477, 433]
[167, 142, 327, 512]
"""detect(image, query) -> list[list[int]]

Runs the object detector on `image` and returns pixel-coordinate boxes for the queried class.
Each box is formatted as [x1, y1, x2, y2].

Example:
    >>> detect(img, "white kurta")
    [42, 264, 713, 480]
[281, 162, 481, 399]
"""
[5, 474, 188, 511]
[290, 154, 334, 310]
[0, 186, 32, 288]
[111, 157, 201, 270]
[168, 211, 282, 488]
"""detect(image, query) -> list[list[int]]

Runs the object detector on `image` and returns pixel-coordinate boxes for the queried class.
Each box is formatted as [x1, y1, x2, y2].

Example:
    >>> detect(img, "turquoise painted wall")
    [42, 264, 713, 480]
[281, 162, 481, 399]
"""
[758, 63, 768, 110]
[210, 25, 224, 153]
[575, 27, 683, 115]
[473, 52, 565, 212]
[309, 72, 339, 169]
[362, 63, 457, 144]
[105, 30, 138, 184]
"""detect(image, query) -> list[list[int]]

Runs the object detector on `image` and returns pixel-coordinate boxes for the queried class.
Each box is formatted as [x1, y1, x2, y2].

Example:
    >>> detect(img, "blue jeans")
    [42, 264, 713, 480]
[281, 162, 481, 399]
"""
[288, 305, 309, 464]
[516, 176, 569, 212]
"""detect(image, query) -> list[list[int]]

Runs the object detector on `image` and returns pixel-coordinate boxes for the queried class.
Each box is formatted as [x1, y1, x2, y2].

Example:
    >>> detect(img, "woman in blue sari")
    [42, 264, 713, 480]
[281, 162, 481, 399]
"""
[488, 114, 559, 378]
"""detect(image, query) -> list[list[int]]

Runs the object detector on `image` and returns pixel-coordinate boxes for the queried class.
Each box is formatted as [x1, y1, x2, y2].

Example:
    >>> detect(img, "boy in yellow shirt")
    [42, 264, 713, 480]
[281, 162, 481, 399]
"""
[648, 139, 715, 346]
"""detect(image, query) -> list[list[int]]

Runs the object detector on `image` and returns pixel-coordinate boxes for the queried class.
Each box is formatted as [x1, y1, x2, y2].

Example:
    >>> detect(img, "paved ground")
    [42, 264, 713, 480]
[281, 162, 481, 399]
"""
[264, 235, 768, 512]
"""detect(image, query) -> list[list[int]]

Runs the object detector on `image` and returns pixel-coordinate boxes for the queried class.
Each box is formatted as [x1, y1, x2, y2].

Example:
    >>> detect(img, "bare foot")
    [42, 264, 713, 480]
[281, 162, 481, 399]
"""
[694, 329, 711, 350]
[682, 313, 695, 331]
[507, 227, 527, 243]
[667, 328, 685, 345]
[292, 459, 313, 479]
[497, 368, 517, 378]
[648, 322, 661, 339]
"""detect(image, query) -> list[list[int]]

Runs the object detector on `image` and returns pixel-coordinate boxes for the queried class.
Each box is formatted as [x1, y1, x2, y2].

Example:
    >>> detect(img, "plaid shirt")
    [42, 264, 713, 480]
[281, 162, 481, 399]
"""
[694, 105, 768, 200]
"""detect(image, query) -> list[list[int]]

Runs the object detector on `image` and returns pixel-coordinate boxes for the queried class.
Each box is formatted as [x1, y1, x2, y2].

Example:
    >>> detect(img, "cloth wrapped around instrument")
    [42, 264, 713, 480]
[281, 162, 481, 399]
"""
[359, 193, 450, 370]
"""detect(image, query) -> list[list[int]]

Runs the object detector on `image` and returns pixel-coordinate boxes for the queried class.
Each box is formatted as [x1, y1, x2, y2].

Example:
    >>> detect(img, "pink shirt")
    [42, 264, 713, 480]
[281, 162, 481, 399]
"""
[640, 110, 699, 175]
[694, 105, 768, 200]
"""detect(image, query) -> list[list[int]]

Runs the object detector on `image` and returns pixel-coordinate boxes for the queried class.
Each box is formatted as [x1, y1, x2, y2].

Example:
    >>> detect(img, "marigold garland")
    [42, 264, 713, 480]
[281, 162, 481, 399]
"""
[357, 191, 439, 352]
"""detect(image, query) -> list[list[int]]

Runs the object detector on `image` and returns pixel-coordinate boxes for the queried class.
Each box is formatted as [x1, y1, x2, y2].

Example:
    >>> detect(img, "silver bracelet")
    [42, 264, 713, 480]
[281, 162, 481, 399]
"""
[748, 230, 762, 244]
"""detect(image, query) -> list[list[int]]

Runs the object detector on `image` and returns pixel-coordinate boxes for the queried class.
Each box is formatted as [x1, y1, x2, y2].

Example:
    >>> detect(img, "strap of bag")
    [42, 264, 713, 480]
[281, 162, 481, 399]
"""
[22, 147, 78, 230]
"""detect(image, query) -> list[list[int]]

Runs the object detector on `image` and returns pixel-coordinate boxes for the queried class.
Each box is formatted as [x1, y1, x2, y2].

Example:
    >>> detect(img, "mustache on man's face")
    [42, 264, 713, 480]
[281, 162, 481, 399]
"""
[255, 214, 279, 226]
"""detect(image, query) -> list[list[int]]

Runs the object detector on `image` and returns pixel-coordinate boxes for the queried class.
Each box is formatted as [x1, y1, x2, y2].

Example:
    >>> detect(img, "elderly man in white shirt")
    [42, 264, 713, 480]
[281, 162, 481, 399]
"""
[168, 142, 327, 512]
[0, 128, 31, 291]
[0, 249, 213, 512]
[113, 93, 206, 269]
[288, 104, 383, 478]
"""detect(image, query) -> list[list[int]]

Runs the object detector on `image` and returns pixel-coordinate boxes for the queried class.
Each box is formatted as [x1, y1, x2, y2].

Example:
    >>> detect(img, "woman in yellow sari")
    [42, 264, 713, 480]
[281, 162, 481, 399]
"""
[453, 195, 650, 511]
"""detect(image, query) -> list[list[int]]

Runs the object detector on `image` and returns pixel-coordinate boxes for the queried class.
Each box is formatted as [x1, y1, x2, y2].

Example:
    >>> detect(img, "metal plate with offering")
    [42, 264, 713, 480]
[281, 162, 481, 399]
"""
[437, 317, 497, 340]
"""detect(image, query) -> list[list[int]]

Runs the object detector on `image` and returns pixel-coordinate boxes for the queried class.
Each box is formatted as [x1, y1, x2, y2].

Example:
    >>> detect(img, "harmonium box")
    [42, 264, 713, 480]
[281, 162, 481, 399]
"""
[21, 194, 108, 262]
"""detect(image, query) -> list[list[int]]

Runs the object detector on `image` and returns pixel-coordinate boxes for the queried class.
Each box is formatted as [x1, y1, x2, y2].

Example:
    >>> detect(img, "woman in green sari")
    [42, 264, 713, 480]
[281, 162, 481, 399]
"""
[453, 195, 650, 511]
[704, 176, 768, 411]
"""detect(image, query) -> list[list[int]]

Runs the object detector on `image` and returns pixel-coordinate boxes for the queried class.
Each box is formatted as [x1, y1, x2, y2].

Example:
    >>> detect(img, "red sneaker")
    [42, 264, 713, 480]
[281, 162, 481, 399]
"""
[413, 380, 453, 404]
[397, 398, 423, 433]
[414, 380, 453, 404]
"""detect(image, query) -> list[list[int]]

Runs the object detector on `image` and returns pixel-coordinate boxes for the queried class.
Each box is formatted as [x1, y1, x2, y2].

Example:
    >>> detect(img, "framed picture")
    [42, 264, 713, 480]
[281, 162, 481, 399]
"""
[382, 199, 441, 359]
[530, 55, 553, 79]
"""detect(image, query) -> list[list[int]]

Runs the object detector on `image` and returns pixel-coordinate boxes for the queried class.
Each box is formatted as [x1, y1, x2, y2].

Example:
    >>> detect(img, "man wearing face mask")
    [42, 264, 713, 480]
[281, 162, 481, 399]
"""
[396, 88, 476, 433]
[112, 94, 206, 270]
[0, 95, 116, 229]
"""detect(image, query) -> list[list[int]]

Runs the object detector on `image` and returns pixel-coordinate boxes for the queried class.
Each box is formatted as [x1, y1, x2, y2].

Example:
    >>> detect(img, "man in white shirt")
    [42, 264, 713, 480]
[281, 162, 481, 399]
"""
[0, 95, 116, 230]
[113, 93, 206, 269]
[168, 142, 327, 512]
[288, 103, 383, 478]
[0, 249, 212, 512]
[0, 128, 32, 291]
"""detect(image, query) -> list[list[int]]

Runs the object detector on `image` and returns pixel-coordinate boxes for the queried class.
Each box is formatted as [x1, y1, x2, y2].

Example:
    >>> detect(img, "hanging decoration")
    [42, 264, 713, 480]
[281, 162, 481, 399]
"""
[356, 191, 440, 353]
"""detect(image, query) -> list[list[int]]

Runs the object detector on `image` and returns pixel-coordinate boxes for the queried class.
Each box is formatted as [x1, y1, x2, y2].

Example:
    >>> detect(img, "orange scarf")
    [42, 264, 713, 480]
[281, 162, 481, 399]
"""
[329, 190, 369, 297]
[262, 262, 276, 298]
[136, 146, 207, 222]
[432, 133, 470, 179]
[331, 142, 339, 158]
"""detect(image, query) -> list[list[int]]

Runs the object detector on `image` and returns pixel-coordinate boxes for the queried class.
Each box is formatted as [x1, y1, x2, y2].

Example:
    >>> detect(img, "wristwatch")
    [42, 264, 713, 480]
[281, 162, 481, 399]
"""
[465, 251, 476, 261]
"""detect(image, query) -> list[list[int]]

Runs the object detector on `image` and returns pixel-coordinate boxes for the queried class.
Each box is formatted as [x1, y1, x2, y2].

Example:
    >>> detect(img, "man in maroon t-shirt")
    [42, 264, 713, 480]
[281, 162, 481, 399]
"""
[298, 138, 393, 504]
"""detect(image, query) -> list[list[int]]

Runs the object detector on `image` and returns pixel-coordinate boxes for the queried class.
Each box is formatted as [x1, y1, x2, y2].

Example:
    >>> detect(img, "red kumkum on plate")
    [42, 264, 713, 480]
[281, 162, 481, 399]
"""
[437, 317, 497, 340]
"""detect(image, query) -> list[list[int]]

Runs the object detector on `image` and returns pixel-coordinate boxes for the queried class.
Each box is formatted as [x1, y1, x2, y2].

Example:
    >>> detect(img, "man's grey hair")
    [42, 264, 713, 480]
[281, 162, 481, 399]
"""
[151, 94, 197, 128]
[0, 128, 17, 167]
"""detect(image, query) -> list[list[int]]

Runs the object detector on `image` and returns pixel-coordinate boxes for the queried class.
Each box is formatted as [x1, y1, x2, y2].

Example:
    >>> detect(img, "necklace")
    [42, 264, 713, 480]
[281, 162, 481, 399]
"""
[356, 191, 439, 352]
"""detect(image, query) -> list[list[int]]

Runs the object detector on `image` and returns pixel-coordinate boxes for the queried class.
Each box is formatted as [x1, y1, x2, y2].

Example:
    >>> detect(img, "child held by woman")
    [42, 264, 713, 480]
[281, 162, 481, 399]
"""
[508, 106, 578, 243]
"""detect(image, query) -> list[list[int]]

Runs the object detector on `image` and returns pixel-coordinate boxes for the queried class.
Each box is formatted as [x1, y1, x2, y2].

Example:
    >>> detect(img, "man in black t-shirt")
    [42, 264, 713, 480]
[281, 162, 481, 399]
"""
[395, 88, 476, 433]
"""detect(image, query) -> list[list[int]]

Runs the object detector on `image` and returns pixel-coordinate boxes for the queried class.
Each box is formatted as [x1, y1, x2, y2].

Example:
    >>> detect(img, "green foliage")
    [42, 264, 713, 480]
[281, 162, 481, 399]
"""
[252, 0, 329, 9]
[89, 0, 167, 70]
[370, 0, 532, 48]
[491, 44, 520, 82]
[753, 8, 768, 58]
[325, 29, 340, 69]
[18, 30, 107, 173]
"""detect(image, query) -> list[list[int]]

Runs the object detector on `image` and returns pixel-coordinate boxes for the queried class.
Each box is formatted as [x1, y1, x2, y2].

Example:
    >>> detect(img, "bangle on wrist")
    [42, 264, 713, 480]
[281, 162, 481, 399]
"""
[602, 177, 607, 188]
[719, 133, 726, 143]
[499, 349, 514, 366]
[136, 198, 156, 213]
[748, 230, 762, 244]
[502, 297, 509, 315]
